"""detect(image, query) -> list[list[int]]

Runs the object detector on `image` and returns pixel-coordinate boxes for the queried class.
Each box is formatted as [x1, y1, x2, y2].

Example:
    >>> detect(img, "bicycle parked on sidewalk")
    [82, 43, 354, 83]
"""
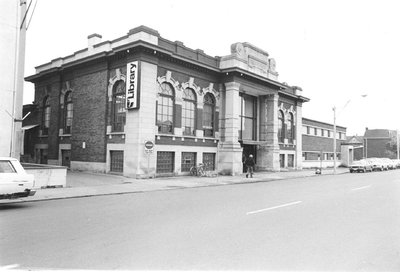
[190, 163, 205, 177]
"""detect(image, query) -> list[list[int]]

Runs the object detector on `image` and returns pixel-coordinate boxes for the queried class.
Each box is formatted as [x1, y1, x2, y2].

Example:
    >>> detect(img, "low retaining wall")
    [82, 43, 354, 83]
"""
[22, 163, 67, 189]
[302, 160, 345, 169]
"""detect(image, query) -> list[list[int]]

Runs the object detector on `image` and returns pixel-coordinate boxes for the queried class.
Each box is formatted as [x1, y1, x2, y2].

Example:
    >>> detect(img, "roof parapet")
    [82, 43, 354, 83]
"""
[87, 33, 102, 50]
[127, 25, 159, 45]
[220, 42, 279, 81]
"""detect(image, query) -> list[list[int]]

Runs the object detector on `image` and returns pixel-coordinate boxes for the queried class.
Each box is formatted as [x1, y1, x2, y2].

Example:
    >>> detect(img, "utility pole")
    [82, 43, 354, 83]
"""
[10, 0, 27, 159]
[333, 106, 337, 175]
[397, 130, 399, 160]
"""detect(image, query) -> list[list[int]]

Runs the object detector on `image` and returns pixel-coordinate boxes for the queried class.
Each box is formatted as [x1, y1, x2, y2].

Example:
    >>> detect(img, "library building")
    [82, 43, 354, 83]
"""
[25, 25, 310, 177]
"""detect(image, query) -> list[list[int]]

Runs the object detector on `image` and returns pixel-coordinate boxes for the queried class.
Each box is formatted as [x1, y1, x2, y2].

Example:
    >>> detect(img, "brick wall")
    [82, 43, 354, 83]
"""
[71, 69, 108, 162]
[366, 138, 391, 158]
[33, 75, 61, 160]
[302, 134, 344, 152]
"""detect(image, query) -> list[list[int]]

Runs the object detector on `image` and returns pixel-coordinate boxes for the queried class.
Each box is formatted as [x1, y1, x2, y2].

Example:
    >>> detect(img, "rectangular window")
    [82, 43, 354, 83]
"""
[157, 96, 174, 134]
[307, 126, 311, 134]
[203, 153, 216, 171]
[157, 151, 174, 173]
[305, 152, 319, 161]
[239, 94, 257, 141]
[182, 101, 195, 136]
[314, 128, 318, 136]
[321, 129, 325, 137]
[327, 130, 331, 138]
[181, 152, 196, 172]
[110, 151, 123, 172]
[113, 94, 126, 132]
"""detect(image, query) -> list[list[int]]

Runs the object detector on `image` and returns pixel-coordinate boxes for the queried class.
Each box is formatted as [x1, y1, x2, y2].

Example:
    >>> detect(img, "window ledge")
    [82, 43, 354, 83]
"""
[59, 134, 71, 137]
[156, 134, 217, 140]
[107, 132, 125, 135]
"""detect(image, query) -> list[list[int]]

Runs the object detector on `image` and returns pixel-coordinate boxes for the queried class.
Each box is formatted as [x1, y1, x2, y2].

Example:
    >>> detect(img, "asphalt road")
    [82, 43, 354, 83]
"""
[1, 170, 400, 271]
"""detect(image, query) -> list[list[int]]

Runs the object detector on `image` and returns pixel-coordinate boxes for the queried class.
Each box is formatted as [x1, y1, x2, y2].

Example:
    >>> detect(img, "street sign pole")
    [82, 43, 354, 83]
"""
[144, 140, 154, 179]
[147, 151, 150, 179]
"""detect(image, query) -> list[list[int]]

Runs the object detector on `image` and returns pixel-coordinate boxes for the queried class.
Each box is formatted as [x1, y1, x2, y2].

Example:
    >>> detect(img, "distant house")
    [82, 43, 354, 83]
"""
[364, 129, 398, 159]
[343, 135, 364, 161]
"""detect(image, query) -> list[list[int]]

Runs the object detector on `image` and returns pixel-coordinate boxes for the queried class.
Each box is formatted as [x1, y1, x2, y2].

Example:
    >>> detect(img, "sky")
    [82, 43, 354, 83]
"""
[22, 0, 400, 136]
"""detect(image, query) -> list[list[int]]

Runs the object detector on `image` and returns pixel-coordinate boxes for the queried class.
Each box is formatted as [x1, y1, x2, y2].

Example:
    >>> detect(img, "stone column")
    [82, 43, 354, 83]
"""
[257, 94, 280, 171]
[218, 82, 242, 175]
[295, 102, 303, 169]
[259, 96, 267, 141]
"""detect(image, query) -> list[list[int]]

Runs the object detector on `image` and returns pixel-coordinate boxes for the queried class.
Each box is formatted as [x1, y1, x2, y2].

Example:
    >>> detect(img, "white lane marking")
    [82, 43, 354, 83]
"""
[246, 201, 302, 215]
[351, 185, 371, 191]
[1, 264, 20, 270]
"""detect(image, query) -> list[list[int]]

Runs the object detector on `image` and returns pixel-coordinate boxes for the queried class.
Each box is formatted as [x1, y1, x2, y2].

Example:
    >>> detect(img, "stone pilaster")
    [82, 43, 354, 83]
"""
[295, 103, 303, 169]
[124, 61, 157, 178]
[257, 94, 280, 171]
[218, 82, 242, 175]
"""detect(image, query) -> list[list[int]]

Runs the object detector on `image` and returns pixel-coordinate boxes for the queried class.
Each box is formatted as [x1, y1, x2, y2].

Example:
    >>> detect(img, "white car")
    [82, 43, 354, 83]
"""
[0, 157, 36, 199]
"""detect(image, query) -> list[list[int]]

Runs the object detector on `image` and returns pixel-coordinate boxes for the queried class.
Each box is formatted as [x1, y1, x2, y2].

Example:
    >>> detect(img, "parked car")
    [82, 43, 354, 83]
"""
[0, 157, 36, 200]
[381, 158, 396, 170]
[349, 160, 373, 173]
[393, 159, 400, 169]
[366, 158, 385, 171]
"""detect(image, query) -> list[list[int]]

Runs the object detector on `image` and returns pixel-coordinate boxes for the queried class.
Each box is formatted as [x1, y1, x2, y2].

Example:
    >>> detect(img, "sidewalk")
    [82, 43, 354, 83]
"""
[1, 168, 349, 203]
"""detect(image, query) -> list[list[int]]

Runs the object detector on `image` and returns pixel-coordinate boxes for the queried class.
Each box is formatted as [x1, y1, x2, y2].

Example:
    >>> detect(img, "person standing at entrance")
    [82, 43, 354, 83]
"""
[245, 154, 255, 178]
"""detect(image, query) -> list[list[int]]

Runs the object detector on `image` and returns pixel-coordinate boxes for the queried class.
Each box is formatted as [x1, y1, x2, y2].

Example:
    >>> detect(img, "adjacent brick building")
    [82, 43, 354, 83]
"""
[302, 118, 347, 168]
[364, 129, 398, 159]
[25, 26, 310, 177]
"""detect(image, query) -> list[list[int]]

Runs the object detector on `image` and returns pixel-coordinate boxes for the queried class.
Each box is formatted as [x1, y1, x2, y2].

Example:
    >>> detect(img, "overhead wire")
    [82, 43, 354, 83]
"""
[26, 0, 38, 30]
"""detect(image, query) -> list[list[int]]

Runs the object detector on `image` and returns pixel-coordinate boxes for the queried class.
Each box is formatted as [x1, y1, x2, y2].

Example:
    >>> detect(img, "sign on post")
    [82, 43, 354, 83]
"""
[144, 140, 154, 179]
[144, 140, 154, 153]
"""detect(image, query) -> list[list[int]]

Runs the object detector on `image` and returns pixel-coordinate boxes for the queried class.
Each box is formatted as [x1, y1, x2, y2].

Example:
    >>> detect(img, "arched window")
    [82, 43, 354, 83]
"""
[42, 96, 51, 135]
[278, 110, 285, 143]
[288, 113, 294, 143]
[157, 82, 175, 134]
[64, 91, 73, 134]
[203, 93, 215, 137]
[182, 88, 196, 136]
[112, 80, 126, 132]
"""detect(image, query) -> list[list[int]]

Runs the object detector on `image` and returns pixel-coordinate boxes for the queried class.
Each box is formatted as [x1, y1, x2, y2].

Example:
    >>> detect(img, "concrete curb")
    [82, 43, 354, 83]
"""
[0, 169, 350, 204]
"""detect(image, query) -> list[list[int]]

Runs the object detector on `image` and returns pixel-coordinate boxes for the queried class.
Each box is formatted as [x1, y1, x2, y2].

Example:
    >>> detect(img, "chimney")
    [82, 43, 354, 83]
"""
[87, 33, 102, 50]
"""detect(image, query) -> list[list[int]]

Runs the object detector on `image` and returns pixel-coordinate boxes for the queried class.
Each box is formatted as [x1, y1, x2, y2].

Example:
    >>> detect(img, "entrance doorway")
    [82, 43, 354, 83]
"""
[61, 150, 71, 168]
[241, 144, 257, 173]
[279, 154, 285, 168]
